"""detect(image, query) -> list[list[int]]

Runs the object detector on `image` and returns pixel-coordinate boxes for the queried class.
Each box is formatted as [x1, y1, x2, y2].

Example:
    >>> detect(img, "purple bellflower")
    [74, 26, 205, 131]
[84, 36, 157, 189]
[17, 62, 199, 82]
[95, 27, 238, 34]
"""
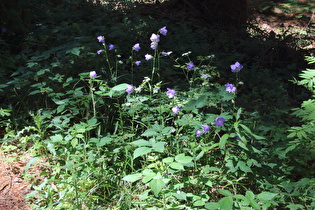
[145, 54, 153, 61]
[97, 50, 103, 55]
[150, 33, 160, 42]
[225, 83, 237, 93]
[90, 71, 97, 78]
[196, 129, 203, 137]
[166, 88, 176, 98]
[159, 26, 167, 36]
[133, 43, 140, 52]
[230, 61, 243, 73]
[202, 125, 210, 133]
[135, 61, 141, 66]
[162, 51, 172, 56]
[172, 105, 180, 115]
[187, 62, 195, 70]
[97, 36, 105, 43]
[215, 117, 226, 127]
[108, 44, 115, 50]
[126, 84, 134, 94]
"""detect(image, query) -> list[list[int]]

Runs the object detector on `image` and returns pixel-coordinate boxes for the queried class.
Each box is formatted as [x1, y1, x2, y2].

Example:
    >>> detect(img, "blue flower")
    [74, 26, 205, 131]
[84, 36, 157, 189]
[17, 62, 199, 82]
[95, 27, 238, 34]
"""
[225, 83, 237, 93]
[187, 62, 194, 70]
[166, 88, 176, 98]
[202, 125, 210, 133]
[133, 43, 140, 51]
[162, 51, 172, 56]
[150, 33, 160, 42]
[1, 28, 6, 33]
[159, 26, 167, 36]
[172, 105, 180, 115]
[126, 84, 134, 94]
[196, 129, 203, 137]
[150, 42, 158, 50]
[90, 71, 97, 78]
[215, 117, 226, 127]
[145, 54, 153, 61]
[108, 44, 115, 50]
[97, 35, 105, 43]
[135, 61, 141, 66]
[97, 50, 103, 55]
[230, 61, 243, 72]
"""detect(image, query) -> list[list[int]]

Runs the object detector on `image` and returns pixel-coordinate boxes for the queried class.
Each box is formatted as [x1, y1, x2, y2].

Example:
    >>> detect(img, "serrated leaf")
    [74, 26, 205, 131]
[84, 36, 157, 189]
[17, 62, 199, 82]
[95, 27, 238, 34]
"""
[133, 147, 152, 159]
[122, 173, 142, 182]
[152, 142, 165, 152]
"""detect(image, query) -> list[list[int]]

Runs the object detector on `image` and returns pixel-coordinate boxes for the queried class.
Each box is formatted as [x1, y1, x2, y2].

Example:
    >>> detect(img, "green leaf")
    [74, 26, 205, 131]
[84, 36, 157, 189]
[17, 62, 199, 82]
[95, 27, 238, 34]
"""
[162, 157, 174, 163]
[257, 192, 278, 201]
[131, 139, 151, 147]
[205, 202, 220, 209]
[193, 200, 205, 206]
[238, 161, 253, 173]
[133, 147, 152, 159]
[175, 153, 193, 164]
[219, 133, 229, 149]
[141, 128, 158, 137]
[98, 137, 112, 146]
[122, 173, 142, 182]
[71, 138, 78, 147]
[218, 189, 233, 197]
[149, 178, 166, 196]
[219, 197, 233, 210]
[169, 162, 184, 170]
[142, 169, 156, 184]
[152, 142, 165, 153]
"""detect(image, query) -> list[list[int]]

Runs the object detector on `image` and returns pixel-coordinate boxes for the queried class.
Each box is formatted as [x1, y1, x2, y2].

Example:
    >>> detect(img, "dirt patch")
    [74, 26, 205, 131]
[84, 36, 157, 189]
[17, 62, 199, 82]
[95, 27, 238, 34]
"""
[0, 152, 32, 210]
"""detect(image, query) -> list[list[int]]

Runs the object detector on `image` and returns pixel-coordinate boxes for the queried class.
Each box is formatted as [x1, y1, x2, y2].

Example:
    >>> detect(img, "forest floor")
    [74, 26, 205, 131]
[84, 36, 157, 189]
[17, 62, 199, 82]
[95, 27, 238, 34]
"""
[0, 1, 314, 209]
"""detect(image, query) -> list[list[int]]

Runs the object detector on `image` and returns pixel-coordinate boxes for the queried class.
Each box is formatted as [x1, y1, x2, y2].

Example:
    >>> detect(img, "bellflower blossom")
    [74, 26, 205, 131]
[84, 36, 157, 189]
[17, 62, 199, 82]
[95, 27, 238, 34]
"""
[126, 84, 134, 94]
[97, 50, 103, 55]
[145, 54, 153, 61]
[166, 88, 176, 98]
[135, 61, 141, 66]
[196, 129, 203, 137]
[133, 43, 140, 51]
[187, 62, 195, 70]
[108, 44, 115, 50]
[230, 61, 243, 73]
[215, 117, 226, 127]
[162, 51, 172, 56]
[1, 28, 6, 33]
[150, 33, 160, 42]
[90, 71, 97, 78]
[202, 125, 210, 133]
[225, 83, 237, 93]
[172, 105, 180, 115]
[159, 26, 167, 36]
[150, 42, 158, 50]
[97, 36, 105, 43]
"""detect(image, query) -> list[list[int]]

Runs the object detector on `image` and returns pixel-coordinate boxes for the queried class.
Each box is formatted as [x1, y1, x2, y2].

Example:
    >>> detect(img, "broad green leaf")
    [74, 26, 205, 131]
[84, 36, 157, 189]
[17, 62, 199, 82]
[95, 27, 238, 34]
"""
[133, 147, 152, 159]
[218, 189, 233, 197]
[175, 153, 193, 164]
[141, 129, 158, 137]
[98, 137, 112, 146]
[219, 197, 233, 210]
[149, 178, 166, 196]
[238, 161, 253, 173]
[71, 138, 78, 147]
[169, 162, 184, 170]
[162, 157, 174, 163]
[257, 192, 278, 201]
[152, 142, 165, 153]
[173, 192, 187, 200]
[219, 133, 229, 149]
[50, 134, 63, 142]
[131, 139, 151, 147]
[205, 202, 220, 209]
[161, 126, 174, 135]
[193, 200, 205, 206]
[142, 169, 156, 184]
[122, 173, 142, 182]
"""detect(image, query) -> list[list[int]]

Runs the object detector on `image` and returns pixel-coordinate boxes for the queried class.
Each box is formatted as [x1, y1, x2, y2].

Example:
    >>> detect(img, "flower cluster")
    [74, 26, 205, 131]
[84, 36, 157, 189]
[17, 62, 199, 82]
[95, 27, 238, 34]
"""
[196, 124, 210, 137]
[230, 61, 243, 73]
[166, 88, 175, 99]
[225, 83, 237, 93]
